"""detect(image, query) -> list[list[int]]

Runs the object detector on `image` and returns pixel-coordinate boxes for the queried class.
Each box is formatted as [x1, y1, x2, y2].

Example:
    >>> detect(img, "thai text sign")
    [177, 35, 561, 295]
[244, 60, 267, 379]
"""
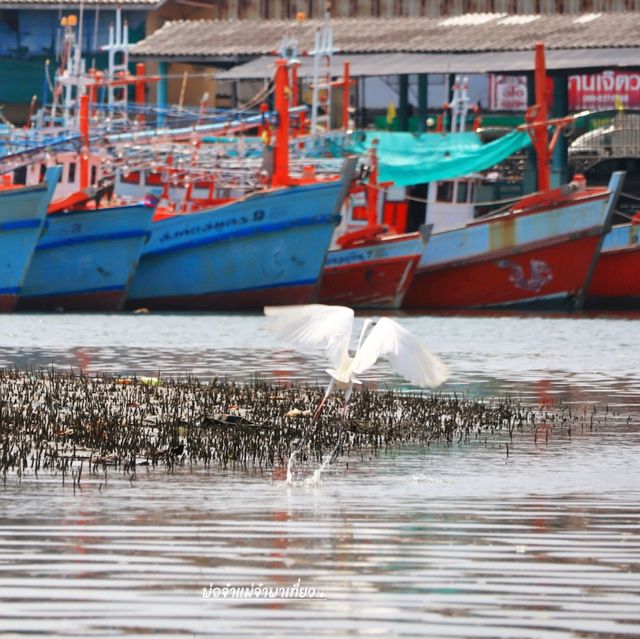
[489, 75, 528, 111]
[569, 71, 640, 110]
[490, 70, 640, 112]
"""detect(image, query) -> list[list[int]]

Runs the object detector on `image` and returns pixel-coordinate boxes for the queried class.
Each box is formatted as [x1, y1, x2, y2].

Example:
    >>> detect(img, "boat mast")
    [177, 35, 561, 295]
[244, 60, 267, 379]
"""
[79, 92, 90, 190]
[272, 59, 290, 186]
[103, 8, 130, 124]
[310, 8, 334, 135]
[449, 75, 471, 133]
[54, 15, 86, 129]
[530, 42, 551, 192]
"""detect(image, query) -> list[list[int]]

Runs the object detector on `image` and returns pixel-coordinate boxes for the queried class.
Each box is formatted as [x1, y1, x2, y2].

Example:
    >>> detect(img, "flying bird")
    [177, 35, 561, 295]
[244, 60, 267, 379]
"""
[265, 304, 450, 482]
[264, 304, 450, 419]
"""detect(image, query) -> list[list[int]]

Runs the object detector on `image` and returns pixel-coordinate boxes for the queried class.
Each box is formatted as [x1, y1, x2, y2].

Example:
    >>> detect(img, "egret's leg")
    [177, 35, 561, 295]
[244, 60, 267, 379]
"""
[329, 386, 352, 465]
[340, 386, 353, 419]
[312, 379, 335, 422]
[287, 380, 335, 482]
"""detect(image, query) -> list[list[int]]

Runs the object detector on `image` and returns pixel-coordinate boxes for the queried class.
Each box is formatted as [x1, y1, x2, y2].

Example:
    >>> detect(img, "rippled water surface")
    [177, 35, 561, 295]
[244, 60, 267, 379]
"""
[1, 312, 639, 637]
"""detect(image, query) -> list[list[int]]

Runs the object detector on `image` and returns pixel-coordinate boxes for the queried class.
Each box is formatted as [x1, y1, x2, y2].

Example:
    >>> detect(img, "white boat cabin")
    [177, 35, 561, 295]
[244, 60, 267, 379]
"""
[336, 174, 482, 242]
[12, 151, 106, 201]
[421, 175, 481, 233]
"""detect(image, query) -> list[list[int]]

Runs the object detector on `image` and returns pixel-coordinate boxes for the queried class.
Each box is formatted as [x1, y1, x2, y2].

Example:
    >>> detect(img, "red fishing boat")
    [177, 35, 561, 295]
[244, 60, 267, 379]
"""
[319, 145, 426, 309]
[586, 217, 640, 307]
[320, 227, 426, 309]
[402, 44, 625, 310]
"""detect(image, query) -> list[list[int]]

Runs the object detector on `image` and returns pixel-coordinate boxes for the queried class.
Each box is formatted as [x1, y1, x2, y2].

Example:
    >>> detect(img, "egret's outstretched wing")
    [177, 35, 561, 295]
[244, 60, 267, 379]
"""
[352, 317, 449, 388]
[264, 304, 354, 369]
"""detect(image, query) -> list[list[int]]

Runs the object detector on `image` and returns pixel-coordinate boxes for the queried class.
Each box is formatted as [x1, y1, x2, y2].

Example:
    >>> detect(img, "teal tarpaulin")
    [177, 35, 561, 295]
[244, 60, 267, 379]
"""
[341, 130, 531, 187]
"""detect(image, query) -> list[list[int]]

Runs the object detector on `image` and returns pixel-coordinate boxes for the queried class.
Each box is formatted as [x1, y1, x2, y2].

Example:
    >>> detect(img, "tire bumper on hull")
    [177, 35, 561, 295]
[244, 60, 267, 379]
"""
[404, 234, 601, 309]
[17, 289, 126, 312]
[126, 282, 316, 311]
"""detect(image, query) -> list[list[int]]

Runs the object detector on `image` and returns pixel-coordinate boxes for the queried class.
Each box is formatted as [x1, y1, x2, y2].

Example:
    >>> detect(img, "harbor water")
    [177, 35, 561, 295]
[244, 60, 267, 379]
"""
[1, 312, 639, 637]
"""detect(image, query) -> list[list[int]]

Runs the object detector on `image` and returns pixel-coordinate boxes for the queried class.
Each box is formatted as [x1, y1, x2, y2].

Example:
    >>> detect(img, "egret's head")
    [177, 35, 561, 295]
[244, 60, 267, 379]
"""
[355, 318, 377, 352]
[362, 318, 377, 338]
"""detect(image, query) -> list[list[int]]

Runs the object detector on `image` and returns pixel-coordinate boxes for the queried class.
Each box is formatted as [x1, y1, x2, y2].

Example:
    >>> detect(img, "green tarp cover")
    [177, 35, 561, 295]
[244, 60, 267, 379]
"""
[341, 129, 531, 187]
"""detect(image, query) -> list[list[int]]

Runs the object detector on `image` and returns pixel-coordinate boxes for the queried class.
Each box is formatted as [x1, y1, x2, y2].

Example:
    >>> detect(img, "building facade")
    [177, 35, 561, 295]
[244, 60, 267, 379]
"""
[150, 0, 640, 21]
[0, 0, 159, 118]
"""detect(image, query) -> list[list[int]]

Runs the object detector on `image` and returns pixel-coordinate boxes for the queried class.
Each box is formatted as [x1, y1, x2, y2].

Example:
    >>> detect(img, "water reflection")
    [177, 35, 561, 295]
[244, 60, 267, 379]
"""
[1, 312, 639, 637]
[1, 437, 639, 638]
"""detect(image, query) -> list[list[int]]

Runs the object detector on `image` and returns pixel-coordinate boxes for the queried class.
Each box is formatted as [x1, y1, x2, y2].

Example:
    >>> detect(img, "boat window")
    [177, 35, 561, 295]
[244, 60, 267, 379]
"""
[121, 171, 141, 185]
[13, 166, 27, 185]
[436, 181, 454, 203]
[91, 166, 97, 185]
[146, 172, 163, 186]
[456, 182, 468, 203]
[467, 183, 474, 203]
[68, 162, 76, 184]
[39, 164, 46, 181]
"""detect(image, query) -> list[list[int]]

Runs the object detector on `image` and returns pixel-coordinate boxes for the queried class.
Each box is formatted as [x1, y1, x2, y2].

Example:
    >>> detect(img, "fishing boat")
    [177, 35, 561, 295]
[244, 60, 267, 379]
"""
[126, 178, 347, 310]
[320, 229, 426, 309]
[12, 91, 158, 312]
[125, 60, 354, 311]
[319, 146, 427, 309]
[0, 168, 60, 312]
[403, 172, 624, 309]
[586, 218, 640, 307]
[400, 44, 625, 310]
[17, 198, 156, 312]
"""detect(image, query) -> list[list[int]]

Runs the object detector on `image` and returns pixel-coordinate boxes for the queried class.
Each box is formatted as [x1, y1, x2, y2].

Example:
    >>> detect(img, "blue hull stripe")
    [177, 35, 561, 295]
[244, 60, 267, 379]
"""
[213, 277, 317, 294]
[0, 287, 19, 295]
[48, 204, 153, 219]
[37, 229, 149, 251]
[20, 284, 125, 299]
[0, 219, 42, 232]
[132, 278, 317, 301]
[145, 213, 340, 258]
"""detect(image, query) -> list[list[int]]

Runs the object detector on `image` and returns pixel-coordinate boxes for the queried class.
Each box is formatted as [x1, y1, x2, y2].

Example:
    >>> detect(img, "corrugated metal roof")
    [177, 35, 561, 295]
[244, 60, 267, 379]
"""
[131, 13, 640, 58]
[0, 0, 163, 7]
[215, 49, 640, 79]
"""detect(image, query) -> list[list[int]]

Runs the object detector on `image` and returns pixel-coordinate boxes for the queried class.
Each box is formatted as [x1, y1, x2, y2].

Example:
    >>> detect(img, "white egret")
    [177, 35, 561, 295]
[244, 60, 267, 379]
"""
[265, 304, 450, 482]
[265, 304, 449, 403]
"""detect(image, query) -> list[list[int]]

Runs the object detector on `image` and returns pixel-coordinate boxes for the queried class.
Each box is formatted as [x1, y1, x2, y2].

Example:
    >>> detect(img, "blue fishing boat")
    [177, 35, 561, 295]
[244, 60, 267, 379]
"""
[126, 177, 349, 311]
[18, 201, 156, 312]
[125, 58, 354, 311]
[0, 168, 59, 312]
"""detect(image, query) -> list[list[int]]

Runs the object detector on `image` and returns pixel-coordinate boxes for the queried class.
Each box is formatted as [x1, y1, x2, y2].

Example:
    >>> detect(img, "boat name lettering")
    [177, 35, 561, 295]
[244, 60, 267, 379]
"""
[159, 210, 265, 243]
[327, 248, 383, 267]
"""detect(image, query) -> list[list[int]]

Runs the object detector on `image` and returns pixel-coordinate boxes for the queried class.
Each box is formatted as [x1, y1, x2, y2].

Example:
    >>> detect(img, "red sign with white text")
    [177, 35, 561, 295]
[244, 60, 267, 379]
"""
[569, 71, 640, 110]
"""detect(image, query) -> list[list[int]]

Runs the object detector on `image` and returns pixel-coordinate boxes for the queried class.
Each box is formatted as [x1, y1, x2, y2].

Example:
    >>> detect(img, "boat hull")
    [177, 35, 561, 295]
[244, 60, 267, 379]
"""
[0, 183, 52, 313]
[587, 223, 640, 307]
[0, 294, 18, 313]
[18, 204, 155, 312]
[405, 233, 602, 309]
[404, 192, 612, 309]
[126, 182, 343, 311]
[319, 233, 423, 309]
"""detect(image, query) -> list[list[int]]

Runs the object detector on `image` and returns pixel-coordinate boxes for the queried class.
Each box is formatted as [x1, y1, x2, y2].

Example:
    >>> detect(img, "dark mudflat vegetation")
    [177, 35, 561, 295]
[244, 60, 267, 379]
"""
[0, 370, 606, 484]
